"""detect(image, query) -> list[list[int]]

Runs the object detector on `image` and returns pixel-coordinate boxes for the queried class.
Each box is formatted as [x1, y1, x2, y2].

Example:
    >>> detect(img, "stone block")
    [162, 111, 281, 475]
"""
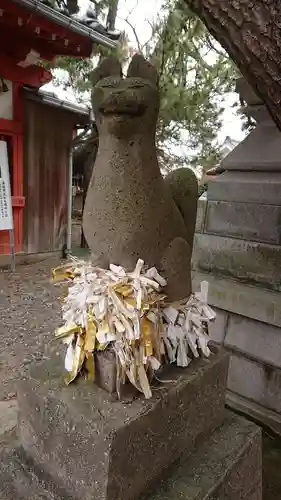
[192, 233, 281, 292]
[227, 354, 266, 404]
[0, 401, 17, 437]
[17, 349, 229, 500]
[226, 391, 281, 436]
[96, 349, 139, 398]
[0, 401, 18, 452]
[205, 200, 281, 244]
[221, 122, 281, 171]
[207, 171, 281, 205]
[225, 313, 281, 369]
[265, 368, 281, 414]
[216, 428, 262, 500]
[208, 307, 228, 344]
[227, 353, 281, 414]
[192, 270, 281, 328]
[0, 447, 60, 500]
[95, 347, 117, 393]
[148, 412, 262, 500]
[247, 485, 263, 500]
[195, 194, 207, 233]
[0, 414, 262, 500]
[244, 103, 272, 123]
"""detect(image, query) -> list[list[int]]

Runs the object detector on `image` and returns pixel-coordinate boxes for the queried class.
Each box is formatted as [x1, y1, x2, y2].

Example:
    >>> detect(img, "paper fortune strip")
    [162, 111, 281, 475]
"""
[52, 257, 216, 399]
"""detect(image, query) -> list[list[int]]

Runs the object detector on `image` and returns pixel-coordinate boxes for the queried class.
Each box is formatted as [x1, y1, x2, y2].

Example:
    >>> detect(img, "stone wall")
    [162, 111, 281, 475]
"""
[192, 77, 281, 434]
[193, 194, 281, 435]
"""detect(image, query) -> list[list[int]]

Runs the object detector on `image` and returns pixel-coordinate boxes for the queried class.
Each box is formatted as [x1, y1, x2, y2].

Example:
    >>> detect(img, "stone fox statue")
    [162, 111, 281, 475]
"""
[83, 54, 198, 301]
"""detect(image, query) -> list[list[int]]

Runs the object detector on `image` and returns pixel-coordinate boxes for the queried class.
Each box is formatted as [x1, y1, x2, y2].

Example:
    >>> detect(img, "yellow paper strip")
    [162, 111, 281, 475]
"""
[85, 352, 95, 382]
[55, 324, 79, 339]
[84, 317, 96, 352]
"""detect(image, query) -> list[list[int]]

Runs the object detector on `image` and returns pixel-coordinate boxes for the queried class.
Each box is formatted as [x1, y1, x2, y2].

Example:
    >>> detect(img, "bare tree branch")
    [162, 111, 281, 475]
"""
[106, 0, 119, 30]
[118, 16, 142, 52]
[140, 20, 156, 53]
[126, 0, 139, 19]
[204, 32, 226, 58]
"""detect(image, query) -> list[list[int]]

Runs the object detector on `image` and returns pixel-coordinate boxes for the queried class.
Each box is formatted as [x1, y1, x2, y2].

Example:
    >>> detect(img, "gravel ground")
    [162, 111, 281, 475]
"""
[0, 257, 64, 401]
[0, 220, 87, 402]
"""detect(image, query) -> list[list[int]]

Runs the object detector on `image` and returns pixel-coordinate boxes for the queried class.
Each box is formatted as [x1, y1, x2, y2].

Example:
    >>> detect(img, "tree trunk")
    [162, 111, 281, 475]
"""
[186, 0, 281, 131]
[106, 0, 119, 31]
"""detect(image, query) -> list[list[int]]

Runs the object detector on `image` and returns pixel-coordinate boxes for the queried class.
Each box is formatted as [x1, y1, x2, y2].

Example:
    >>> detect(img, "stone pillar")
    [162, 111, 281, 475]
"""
[193, 76, 281, 434]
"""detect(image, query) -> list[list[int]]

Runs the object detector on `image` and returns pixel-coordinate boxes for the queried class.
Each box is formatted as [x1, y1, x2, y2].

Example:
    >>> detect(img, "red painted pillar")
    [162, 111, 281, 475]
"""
[0, 82, 25, 254]
[12, 82, 25, 253]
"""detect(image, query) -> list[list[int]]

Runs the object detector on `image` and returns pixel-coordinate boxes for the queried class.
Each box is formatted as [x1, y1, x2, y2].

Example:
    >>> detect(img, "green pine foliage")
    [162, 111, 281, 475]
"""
[49, 0, 239, 173]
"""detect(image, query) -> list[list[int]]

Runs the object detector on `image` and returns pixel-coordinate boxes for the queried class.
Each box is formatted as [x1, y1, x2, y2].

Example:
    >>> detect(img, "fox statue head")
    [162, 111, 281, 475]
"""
[91, 54, 160, 137]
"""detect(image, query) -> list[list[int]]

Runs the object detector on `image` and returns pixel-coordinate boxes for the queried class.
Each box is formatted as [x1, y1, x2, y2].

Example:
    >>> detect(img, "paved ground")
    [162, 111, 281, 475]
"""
[0, 252, 280, 498]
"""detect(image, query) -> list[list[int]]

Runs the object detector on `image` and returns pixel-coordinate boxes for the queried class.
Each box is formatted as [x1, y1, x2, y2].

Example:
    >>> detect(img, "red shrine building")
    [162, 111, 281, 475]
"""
[0, 0, 114, 260]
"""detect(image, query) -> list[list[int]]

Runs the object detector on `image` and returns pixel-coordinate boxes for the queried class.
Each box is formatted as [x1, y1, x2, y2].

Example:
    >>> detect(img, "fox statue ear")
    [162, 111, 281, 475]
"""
[90, 56, 122, 86]
[127, 54, 159, 86]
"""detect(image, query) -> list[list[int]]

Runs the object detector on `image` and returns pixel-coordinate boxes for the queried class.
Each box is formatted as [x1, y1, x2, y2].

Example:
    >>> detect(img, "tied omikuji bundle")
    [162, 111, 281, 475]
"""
[52, 257, 216, 399]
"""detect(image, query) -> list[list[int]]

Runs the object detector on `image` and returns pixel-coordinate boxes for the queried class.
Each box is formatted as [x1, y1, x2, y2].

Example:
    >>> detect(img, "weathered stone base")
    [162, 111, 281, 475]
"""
[192, 270, 281, 434]
[148, 413, 262, 500]
[193, 232, 281, 292]
[0, 447, 58, 500]
[0, 413, 262, 500]
[194, 189, 281, 292]
[16, 349, 228, 500]
[226, 391, 281, 437]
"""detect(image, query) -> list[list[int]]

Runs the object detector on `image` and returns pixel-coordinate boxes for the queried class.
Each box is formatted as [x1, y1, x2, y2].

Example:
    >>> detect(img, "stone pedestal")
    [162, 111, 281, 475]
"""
[148, 412, 262, 500]
[0, 413, 262, 500]
[193, 76, 281, 433]
[0, 347, 263, 500]
[17, 349, 228, 500]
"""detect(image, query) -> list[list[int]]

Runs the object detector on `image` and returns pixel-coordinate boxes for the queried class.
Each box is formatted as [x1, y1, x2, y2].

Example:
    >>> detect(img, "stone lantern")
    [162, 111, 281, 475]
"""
[193, 76, 281, 433]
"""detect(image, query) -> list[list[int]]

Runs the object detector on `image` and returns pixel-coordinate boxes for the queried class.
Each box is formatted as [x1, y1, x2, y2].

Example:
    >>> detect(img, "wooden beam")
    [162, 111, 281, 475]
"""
[0, 0, 92, 57]
[0, 119, 22, 134]
[0, 53, 52, 87]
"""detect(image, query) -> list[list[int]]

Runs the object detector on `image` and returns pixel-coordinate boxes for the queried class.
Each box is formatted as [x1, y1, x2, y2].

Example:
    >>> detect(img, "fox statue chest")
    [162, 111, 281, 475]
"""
[89, 143, 188, 263]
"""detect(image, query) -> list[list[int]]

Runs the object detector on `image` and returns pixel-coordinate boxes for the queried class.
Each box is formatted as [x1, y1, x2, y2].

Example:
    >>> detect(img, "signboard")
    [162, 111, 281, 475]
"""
[0, 140, 13, 231]
[0, 140, 15, 270]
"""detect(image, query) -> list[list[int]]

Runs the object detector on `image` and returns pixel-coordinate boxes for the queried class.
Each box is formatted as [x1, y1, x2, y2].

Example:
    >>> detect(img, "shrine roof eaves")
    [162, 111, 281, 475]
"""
[11, 0, 117, 49]
[23, 85, 93, 125]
